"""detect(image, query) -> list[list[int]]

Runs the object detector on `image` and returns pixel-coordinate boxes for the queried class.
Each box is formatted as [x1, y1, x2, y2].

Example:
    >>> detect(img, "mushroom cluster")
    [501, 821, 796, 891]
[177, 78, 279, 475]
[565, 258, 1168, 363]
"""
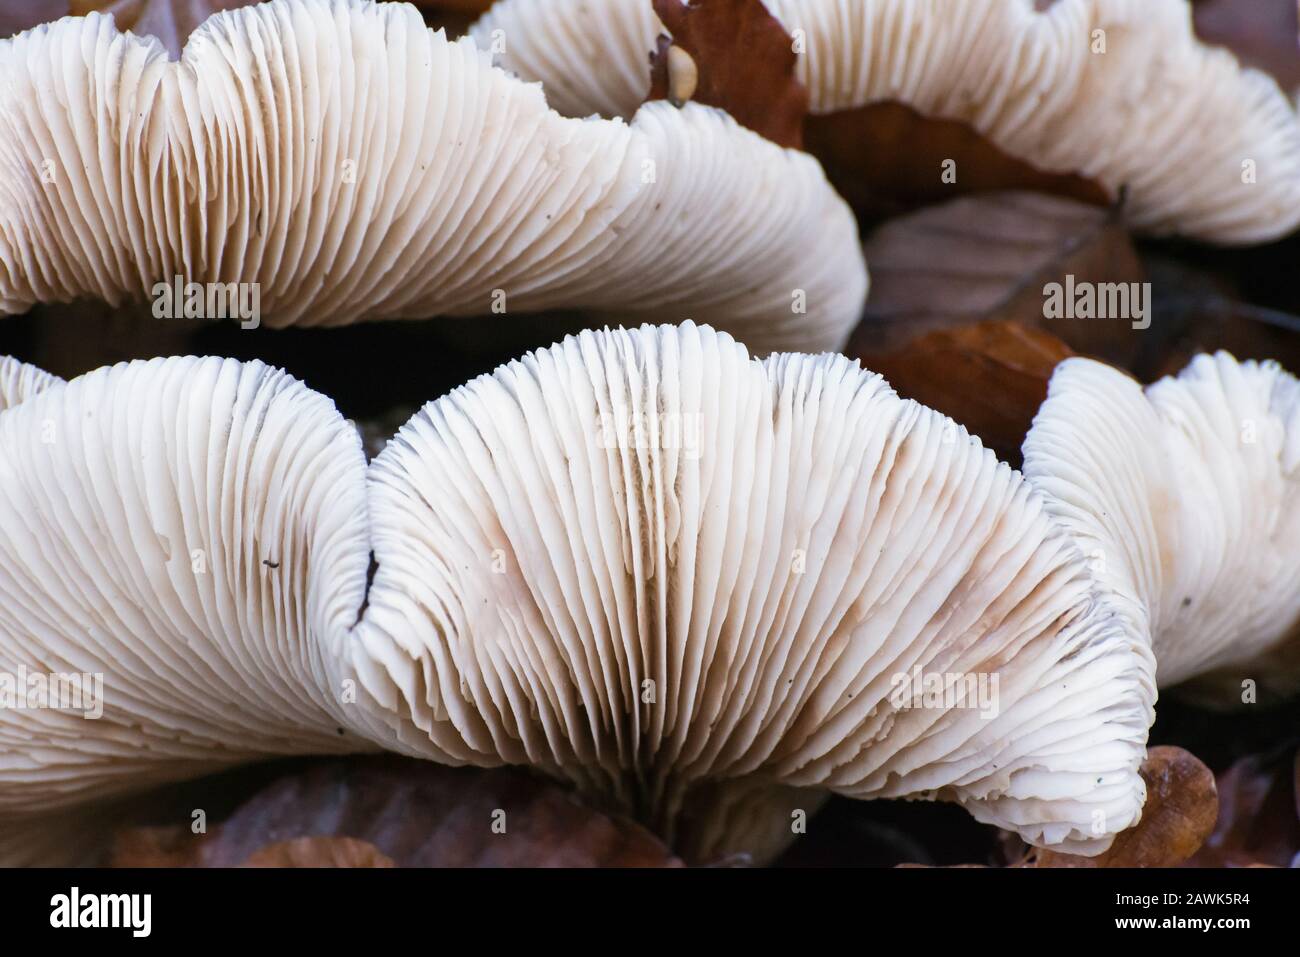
[1023, 352, 1300, 706]
[0, 323, 1156, 864]
[0, 0, 866, 352]
[3, 0, 1298, 873]
[472, 0, 1300, 242]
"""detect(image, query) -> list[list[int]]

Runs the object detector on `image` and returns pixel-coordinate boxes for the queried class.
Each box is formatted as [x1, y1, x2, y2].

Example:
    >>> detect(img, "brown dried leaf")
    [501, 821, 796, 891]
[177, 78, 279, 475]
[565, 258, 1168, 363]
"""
[648, 0, 807, 150]
[850, 191, 1146, 370]
[109, 824, 206, 867]
[112, 757, 682, 868]
[1193, 0, 1300, 90]
[1188, 745, 1300, 867]
[1027, 746, 1218, 867]
[855, 321, 1074, 466]
[806, 103, 1112, 224]
[0, 2, 69, 36]
[407, 0, 493, 34]
[1142, 295, 1300, 383]
[243, 837, 396, 868]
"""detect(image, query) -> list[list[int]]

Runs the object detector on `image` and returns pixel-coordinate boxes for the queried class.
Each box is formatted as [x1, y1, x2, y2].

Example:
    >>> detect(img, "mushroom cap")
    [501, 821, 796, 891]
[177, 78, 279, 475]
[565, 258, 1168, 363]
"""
[0, 324, 1155, 863]
[1023, 352, 1300, 703]
[358, 321, 1155, 859]
[0, 355, 373, 815]
[471, 0, 1300, 243]
[0, 0, 866, 353]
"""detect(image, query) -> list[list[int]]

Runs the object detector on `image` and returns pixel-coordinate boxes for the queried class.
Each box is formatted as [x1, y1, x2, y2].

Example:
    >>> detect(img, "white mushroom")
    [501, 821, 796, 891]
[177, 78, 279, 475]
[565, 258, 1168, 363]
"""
[0, 0, 866, 353]
[1023, 352, 1300, 704]
[471, 0, 1300, 243]
[0, 324, 1156, 863]
[357, 321, 1155, 860]
[0, 355, 374, 818]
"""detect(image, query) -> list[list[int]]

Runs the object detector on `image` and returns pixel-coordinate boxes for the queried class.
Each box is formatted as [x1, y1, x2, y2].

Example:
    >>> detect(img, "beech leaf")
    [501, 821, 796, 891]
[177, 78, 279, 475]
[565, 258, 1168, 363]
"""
[111, 757, 682, 868]
[805, 103, 1111, 223]
[243, 837, 396, 868]
[647, 0, 808, 150]
[1188, 745, 1300, 867]
[854, 320, 1075, 466]
[850, 191, 1146, 370]
[1026, 746, 1218, 867]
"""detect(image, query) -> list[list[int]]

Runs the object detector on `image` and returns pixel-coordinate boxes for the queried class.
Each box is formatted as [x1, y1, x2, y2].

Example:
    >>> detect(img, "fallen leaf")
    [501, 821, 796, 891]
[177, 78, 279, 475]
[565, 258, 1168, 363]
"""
[109, 824, 207, 867]
[1025, 746, 1218, 867]
[1193, 0, 1300, 90]
[1188, 744, 1300, 867]
[0, 1, 68, 35]
[243, 837, 395, 868]
[647, 0, 807, 149]
[854, 320, 1075, 466]
[1141, 294, 1300, 383]
[806, 103, 1111, 224]
[850, 191, 1146, 370]
[407, 0, 493, 33]
[111, 756, 683, 868]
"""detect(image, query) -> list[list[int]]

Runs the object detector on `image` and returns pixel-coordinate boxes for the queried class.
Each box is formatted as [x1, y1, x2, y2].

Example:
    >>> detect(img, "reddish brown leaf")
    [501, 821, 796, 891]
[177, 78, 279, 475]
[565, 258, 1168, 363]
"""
[850, 191, 1146, 370]
[1188, 745, 1300, 867]
[0, 1, 69, 36]
[1026, 747, 1218, 867]
[855, 321, 1074, 466]
[243, 837, 396, 868]
[109, 824, 206, 867]
[648, 0, 808, 150]
[407, 0, 493, 33]
[805, 102, 1111, 223]
[112, 757, 682, 868]
[1193, 0, 1300, 90]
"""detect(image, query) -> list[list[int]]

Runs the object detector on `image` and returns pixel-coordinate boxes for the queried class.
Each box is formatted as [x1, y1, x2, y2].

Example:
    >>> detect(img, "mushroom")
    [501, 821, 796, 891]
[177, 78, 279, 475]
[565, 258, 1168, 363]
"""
[0, 355, 376, 821]
[470, 0, 1300, 243]
[1022, 352, 1300, 705]
[0, 323, 1155, 864]
[357, 321, 1155, 861]
[0, 0, 866, 354]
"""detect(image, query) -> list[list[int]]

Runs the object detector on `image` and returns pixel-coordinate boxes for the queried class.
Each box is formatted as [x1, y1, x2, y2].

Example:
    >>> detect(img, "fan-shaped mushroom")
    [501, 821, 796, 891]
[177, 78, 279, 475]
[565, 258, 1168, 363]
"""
[471, 0, 1300, 243]
[0, 0, 866, 353]
[1023, 352, 1300, 705]
[0, 324, 1155, 864]
[0, 356, 375, 816]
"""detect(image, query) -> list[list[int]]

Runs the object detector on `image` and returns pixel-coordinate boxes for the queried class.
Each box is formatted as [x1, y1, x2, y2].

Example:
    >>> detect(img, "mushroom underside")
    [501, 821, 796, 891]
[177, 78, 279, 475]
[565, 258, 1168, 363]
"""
[0, 323, 1155, 863]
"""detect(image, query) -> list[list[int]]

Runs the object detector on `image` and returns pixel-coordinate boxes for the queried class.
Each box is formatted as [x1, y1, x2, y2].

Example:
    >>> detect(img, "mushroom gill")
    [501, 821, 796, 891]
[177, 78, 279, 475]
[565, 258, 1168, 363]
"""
[0, 0, 866, 353]
[0, 324, 1156, 864]
[470, 0, 1300, 243]
[0, 355, 61, 411]
[1023, 352, 1300, 706]
[0, 356, 375, 819]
